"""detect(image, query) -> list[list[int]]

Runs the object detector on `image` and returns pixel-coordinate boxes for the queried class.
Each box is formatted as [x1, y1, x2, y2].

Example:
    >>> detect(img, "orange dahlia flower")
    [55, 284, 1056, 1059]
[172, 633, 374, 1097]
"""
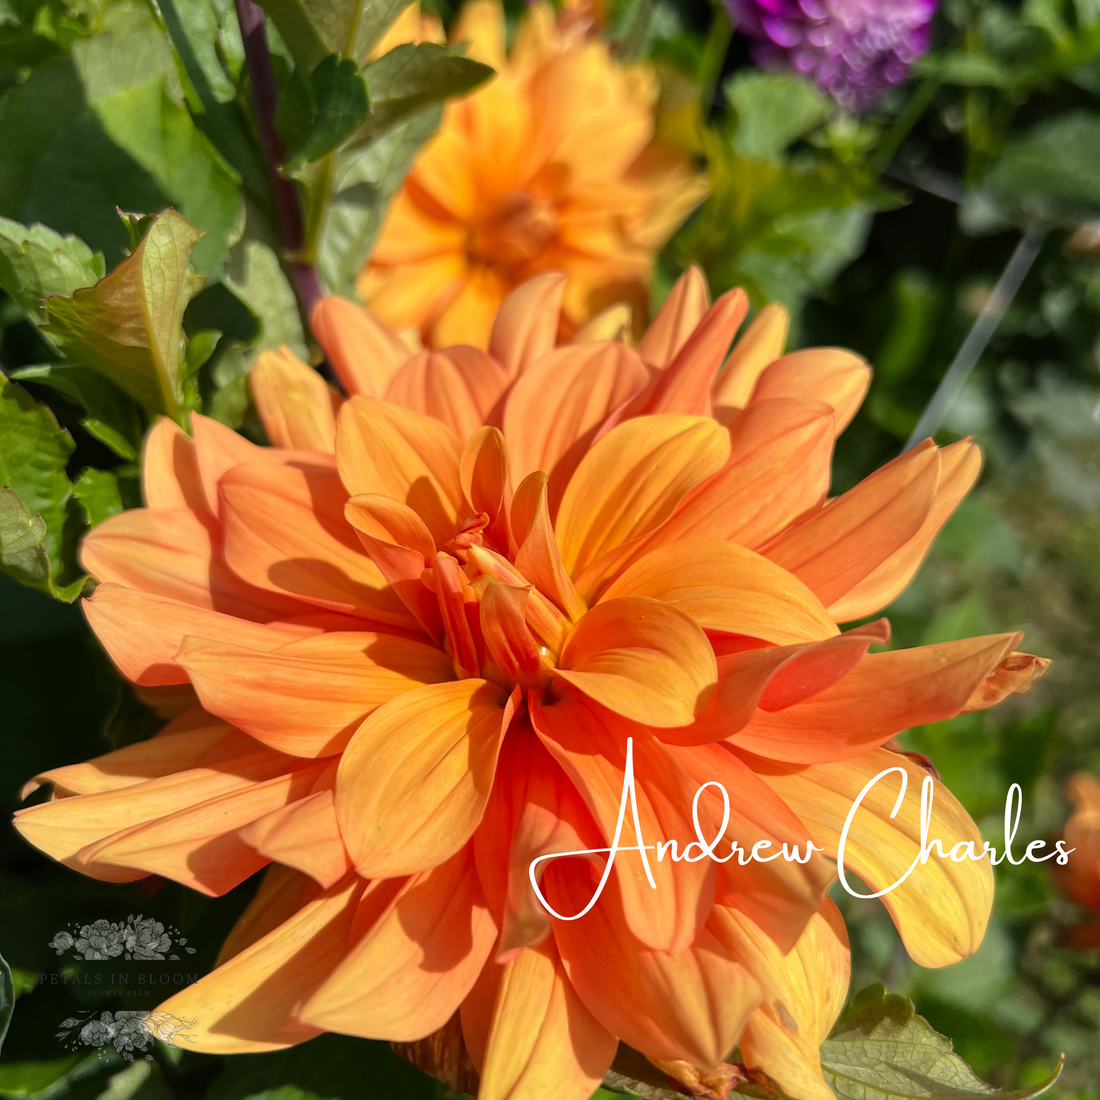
[357, 0, 707, 348]
[1060, 774, 1100, 911]
[16, 271, 1046, 1100]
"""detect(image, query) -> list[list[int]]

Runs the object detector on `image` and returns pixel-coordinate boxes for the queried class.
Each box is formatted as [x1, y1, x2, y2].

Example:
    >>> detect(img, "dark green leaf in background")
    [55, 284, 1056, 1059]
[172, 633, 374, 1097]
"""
[725, 70, 834, 163]
[285, 54, 371, 170]
[0, 219, 105, 323]
[258, 0, 413, 70]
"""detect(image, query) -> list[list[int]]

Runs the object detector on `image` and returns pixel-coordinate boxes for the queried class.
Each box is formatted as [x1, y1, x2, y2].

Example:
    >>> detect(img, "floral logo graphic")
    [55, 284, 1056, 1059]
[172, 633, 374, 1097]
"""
[56, 1010, 195, 1061]
[48, 915, 197, 961]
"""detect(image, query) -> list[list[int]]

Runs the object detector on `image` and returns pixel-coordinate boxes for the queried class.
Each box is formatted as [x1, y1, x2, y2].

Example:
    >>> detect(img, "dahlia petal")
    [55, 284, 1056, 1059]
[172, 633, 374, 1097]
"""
[502, 341, 649, 510]
[962, 650, 1049, 712]
[191, 412, 267, 518]
[300, 847, 497, 1041]
[480, 581, 541, 686]
[430, 267, 508, 350]
[77, 762, 327, 895]
[602, 539, 838, 644]
[216, 864, 318, 965]
[461, 426, 512, 551]
[745, 746, 994, 967]
[336, 679, 510, 877]
[478, 939, 617, 1100]
[336, 396, 465, 545]
[239, 788, 351, 889]
[556, 415, 730, 580]
[712, 303, 790, 413]
[156, 875, 364, 1053]
[637, 265, 710, 369]
[84, 583, 319, 686]
[827, 439, 982, 621]
[641, 288, 748, 416]
[749, 348, 871, 435]
[530, 689, 717, 953]
[220, 459, 412, 626]
[81, 508, 304, 622]
[483, 271, 562, 375]
[450, 0, 507, 69]
[310, 296, 410, 397]
[763, 439, 941, 609]
[385, 346, 511, 438]
[142, 417, 208, 513]
[178, 631, 452, 757]
[555, 597, 716, 728]
[250, 347, 338, 452]
[570, 302, 633, 343]
[513, 474, 586, 623]
[731, 633, 1024, 764]
[549, 864, 761, 1070]
[710, 900, 849, 1100]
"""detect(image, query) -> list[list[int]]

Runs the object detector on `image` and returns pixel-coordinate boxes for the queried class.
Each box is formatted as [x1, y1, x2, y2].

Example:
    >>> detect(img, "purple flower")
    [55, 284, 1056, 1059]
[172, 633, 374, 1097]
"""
[727, 0, 938, 112]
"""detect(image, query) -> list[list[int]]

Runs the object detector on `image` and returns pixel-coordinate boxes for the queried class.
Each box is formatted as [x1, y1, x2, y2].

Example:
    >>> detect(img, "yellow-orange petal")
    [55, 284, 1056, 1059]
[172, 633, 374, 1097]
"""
[461, 426, 511, 551]
[216, 864, 318, 966]
[178, 630, 453, 757]
[555, 415, 730, 580]
[711, 303, 789, 413]
[555, 597, 716, 728]
[762, 439, 941, 610]
[513, 474, 586, 624]
[749, 348, 871, 435]
[602, 538, 838, 644]
[827, 439, 982, 621]
[710, 899, 849, 1100]
[156, 875, 365, 1053]
[449, 0, 507, 69]
[311, 296, 411, 397]
[746, 745, 994, 967]
[479, 939, 617, 1100]
[251, 347, 338, 452]
[336, 395, 465, 545]
[300, 847, 497, 1040]
[637, 265, 710, 369]
[336, 679, 509, 877]
[962, 650, 1049, 712]
[191, 412, 266, 517]
[489, 272, 567, 377]
[142, 417, 208, 513]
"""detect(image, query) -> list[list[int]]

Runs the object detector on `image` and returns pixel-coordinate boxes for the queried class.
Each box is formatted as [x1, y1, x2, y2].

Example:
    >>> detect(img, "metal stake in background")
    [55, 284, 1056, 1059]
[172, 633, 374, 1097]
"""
[904, 223, 1048, 452]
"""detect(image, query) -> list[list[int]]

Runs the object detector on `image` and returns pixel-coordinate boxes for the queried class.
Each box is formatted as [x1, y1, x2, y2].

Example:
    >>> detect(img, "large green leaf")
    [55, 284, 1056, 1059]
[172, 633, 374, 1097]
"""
[0, 218, 105, 323]
[818, 985, 1063, 1100]
[285, 53, 372, 170]
[724, 70, 833, 163]
[258, 0, 411, 70]
[43, 210, 204, 419]
[223, 233, 309, 356]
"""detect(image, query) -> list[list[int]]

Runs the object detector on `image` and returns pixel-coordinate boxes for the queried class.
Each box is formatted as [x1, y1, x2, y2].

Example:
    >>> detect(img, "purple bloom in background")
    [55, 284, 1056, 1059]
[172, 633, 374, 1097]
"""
[727, 0, 938, 112]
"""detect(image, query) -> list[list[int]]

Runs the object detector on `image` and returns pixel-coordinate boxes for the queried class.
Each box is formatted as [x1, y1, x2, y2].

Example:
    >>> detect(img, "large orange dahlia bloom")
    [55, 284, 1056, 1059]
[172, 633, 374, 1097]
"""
[358, 0, 707, 348]
[16, 271, 1047, 1100]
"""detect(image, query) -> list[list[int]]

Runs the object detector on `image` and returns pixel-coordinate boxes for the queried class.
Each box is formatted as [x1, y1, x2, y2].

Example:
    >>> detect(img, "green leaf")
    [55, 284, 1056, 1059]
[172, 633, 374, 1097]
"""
[223, 235, 308, 356]
[285, 54, 371, 170]
[0, 217, 105, 323]
[0, 1053, 110, 1099]
[916, 51, 1016, 87]
[725, 70, 834, 163]
[819, 985, 1063, 1100]
[317, 104, 441, 295]
[0, 487, 50, 594]
[258, 0, 412, 70]
[12, 363, 145, 461]
[73, 467, 124, 526]
[0, 949, 12, 1055]
[43, 209, 204, 419]
[355, 43, 494, 149]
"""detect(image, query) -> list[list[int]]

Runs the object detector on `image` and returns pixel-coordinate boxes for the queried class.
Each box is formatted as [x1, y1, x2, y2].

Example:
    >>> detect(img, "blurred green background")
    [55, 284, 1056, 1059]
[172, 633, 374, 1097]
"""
[2, 0, 1100, 1097]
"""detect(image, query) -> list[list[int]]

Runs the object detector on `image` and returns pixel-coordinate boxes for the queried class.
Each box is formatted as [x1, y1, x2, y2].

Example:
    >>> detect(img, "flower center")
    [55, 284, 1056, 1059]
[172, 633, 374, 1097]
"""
[468, 191, 559, 267]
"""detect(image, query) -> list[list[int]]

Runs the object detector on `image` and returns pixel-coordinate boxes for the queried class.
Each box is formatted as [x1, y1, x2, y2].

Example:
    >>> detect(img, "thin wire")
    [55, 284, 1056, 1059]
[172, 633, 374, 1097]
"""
[904, 223, 1047, 452]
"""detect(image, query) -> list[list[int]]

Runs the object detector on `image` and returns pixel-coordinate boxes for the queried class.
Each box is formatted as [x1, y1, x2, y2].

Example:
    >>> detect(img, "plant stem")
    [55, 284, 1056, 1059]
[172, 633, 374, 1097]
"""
[233, 0, 322, 322]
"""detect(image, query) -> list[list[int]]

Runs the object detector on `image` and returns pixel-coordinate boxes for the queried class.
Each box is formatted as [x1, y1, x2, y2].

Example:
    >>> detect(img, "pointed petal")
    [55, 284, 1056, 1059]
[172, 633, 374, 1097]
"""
[385, 346, 511, 438]
[555, 415, 730, 579]
[178, 631, 453, 757]
[712, 303, 789, 412]
[216, 865, 317, 965]
[745, 746, 994, 966]
[311, 296, 410, 397]
[530, 690, 717, 953]
[638, 265, 710, 369]
[251, 347, 337, 452]
[490, 272, 567, 376]
[549, 864, 760, 1070]
[641, 289, 748, 416]
[571, 302, 632, 344]
[142, 417, 208, 513]
[336, 679, 509, 877]
[461, 426, 511, 551]
[191, 412, 266, 517]
[479, 939, 617, 1100]
[603, 539, 837, 644]
[220, 459, 412, 626]
[962, 650, 1049, 711]
[710, 899, 849, 1100]
[300, 848, 497, 1040]
[762, 440, 940, 609]
[555, 597, 716, 728]
[514, 475, 586, 622]
[827, 439, 982, 621]
[156, 875, 364, 1052]
[731, 633, 1023, 763]
[336, 396, 465, 545]
[450, 0, 506, 68]
[502, 341, 649, 510]
[749, 348, 871, 435]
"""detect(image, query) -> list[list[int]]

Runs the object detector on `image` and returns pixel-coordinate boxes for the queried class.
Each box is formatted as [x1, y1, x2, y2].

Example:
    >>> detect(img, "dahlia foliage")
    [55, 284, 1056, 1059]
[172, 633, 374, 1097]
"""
[359, 0, 706, 348]
[17, 271, 1047, 1100]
